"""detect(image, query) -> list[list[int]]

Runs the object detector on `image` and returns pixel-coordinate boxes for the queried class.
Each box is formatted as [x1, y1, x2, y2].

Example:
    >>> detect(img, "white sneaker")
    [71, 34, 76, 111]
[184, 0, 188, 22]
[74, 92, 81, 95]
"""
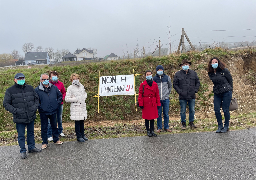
[60, 133, 65, 137]
[48, 137, 53, 141]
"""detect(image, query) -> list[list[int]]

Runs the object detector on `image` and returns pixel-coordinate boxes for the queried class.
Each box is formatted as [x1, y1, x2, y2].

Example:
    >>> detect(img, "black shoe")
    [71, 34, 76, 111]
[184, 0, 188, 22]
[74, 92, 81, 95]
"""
[147, 131, 152, 137]
[189, 122, 197, 129]
[28, 147, 42, 153]
[77, 138, 85, 142]
[82, 136, 88, 141]
[20, 152, 27, 159]
[181, 122, 186, 130]
[221, 127, 229, 133]
[151, 131, 157, 137]
[216, 126, 223, 133]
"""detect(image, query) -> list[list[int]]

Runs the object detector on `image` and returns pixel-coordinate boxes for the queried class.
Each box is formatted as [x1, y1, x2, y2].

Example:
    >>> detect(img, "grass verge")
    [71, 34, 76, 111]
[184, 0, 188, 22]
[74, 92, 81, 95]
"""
[1, 112, 256, 146]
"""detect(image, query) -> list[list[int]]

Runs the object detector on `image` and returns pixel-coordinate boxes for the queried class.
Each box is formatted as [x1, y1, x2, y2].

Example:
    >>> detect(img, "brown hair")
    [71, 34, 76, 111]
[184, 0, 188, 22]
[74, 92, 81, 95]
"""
[208, 57, 226, 73]
[49, 71, 59, 77]
[70, 73, 80, 82]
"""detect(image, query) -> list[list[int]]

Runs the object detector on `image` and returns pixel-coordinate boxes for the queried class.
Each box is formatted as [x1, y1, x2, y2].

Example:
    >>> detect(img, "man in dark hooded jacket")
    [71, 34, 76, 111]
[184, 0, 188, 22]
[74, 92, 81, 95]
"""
[153, 65, 172, 132]
[3, 73, 41, 159]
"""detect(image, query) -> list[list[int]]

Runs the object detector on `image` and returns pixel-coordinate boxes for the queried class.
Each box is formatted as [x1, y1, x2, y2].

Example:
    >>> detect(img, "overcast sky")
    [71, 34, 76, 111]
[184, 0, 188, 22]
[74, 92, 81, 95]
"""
[0, 0, 255, 57]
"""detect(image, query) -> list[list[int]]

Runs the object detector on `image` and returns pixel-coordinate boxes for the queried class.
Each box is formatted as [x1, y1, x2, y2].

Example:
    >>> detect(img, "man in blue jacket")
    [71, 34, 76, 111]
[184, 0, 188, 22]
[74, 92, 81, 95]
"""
[35, 73, 63, 149]
[3, 73, 41, 159]
[153, 65, 172, 133]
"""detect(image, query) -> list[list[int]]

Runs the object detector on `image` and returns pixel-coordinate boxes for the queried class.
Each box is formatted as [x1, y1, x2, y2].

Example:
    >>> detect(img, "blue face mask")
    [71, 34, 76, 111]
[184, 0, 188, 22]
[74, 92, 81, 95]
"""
[157, 71, 163, 76]
[17, 79, 25, 85]
[182, 65, 189, 71]
[52, 76, 58, 81]
[146, 75, 152, 80]
[212, 63, 218, 69]
[43, 80, 49, 85]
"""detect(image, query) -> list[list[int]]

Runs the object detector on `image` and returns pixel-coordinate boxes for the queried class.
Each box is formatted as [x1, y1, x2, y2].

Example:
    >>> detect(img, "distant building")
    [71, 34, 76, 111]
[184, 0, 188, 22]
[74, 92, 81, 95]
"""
[62, 52, 77, 61]
[74, 48, 94, 61]
[106, 53, 118, 60]
[24, 52, 49, 65]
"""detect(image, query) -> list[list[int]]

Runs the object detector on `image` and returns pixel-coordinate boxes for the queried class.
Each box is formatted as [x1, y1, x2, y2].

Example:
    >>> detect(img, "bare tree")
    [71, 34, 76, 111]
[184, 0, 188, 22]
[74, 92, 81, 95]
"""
[61, 49, 69, 57]
[45, 47, 54, 59]
[11, 50, 19, 59]
[53, 50, 62, 63]
[22, 43, 34, 53]
[36, 46, 43, 52]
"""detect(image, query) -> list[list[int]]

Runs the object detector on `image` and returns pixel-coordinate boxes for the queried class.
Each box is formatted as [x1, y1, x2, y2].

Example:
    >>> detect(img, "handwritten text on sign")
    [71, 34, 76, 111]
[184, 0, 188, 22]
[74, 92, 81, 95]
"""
[99, 75, 135, 96]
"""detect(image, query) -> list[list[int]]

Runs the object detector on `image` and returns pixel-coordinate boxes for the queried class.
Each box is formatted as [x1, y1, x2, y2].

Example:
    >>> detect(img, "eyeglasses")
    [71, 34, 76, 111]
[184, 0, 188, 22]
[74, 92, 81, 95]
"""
[42, 79, 49, 81]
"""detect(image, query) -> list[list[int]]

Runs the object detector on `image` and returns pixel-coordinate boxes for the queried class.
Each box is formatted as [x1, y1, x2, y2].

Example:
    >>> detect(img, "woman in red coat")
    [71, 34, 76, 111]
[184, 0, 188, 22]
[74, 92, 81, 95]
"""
[138, 70, 161, 137]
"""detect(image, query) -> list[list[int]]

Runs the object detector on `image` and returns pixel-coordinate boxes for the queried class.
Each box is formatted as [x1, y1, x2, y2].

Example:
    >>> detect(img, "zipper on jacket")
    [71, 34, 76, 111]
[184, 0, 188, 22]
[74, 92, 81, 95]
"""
[160, 76, 162, 99]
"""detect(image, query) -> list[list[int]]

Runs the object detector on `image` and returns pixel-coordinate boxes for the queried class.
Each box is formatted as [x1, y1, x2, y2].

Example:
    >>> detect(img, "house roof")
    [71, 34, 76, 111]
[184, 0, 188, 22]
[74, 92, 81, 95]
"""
[24, 52, 48, 60]
[108, 53, 118, 57]
[63, 52, 77, 58]
[74, 48, 93, 54]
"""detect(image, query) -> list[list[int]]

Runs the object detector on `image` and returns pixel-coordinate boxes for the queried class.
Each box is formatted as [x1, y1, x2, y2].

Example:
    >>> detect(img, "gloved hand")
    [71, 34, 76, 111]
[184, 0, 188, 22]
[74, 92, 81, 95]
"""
[157, 106, 161, 109]
[140, 106, 144, 109]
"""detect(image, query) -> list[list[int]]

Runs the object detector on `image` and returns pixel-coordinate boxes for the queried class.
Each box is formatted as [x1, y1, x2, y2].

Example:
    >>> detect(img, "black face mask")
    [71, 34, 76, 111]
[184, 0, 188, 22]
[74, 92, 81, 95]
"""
[146, 79, 153, 86]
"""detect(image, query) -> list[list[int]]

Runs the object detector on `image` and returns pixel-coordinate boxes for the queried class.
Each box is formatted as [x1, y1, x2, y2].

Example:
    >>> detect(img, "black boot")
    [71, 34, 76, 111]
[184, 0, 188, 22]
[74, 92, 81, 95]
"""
[181, 122, 186, 130]
[151, 131, 157, 137]
[221, 127, 229, 133]
[189, 122, 197, 129]
[77, 138, 85, 142]
[216, 126, 223, 133]
[147, 131, 152, 137]
[83, 136, 88, 141]
[20, 152, 27, 159]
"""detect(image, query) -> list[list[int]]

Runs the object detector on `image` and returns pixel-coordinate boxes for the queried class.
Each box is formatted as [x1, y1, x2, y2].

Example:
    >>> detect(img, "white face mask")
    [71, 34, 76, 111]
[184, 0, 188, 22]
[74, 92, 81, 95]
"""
[72, 79, 79, 85]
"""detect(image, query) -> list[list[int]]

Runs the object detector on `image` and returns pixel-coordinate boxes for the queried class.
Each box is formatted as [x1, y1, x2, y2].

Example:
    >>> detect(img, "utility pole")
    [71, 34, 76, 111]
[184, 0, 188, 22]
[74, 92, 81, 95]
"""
[159, 40, 161, 57]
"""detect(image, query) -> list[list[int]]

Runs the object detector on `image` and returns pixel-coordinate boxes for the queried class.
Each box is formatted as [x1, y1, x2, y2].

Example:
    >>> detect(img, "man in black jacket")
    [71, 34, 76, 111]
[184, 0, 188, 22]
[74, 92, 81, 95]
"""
[35, 73, 63, 149]
[3, 73, 41, 159]
[173, 60, 200, 130]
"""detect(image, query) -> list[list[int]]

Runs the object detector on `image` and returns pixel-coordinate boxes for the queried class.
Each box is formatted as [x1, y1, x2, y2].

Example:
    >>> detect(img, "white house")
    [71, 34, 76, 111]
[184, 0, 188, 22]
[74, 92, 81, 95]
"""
[24, 52, 49, 65]
[74, 48, 94, 61]
[107, 53, 118, 60]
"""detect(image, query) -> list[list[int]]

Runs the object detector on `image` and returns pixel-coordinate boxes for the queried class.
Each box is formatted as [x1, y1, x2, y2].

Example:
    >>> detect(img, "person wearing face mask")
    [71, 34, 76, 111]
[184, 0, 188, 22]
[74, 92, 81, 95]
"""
[138, 70, 161, 137]
[35, 73, 63, 150]
[153, 65, 172, 133]
[208, 57, 233, 133]
[47, 71, 66, 141]
[173, 59, 200, 130]
[65, 73, 88, 142]
[3, 73, 41, 159]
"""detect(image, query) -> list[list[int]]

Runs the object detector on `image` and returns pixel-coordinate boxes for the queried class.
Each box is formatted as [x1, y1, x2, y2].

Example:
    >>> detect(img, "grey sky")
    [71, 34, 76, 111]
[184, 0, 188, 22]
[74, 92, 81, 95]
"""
[0, 0, 255, 57]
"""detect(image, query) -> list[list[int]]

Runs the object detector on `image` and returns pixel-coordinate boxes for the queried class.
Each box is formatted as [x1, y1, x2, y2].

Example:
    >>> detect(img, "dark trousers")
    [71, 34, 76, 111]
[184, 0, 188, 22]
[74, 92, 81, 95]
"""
[40, 113, 59, 144]
[145, 119, 154, 131]
[16, 120, 35, 153]
[214, 91, 232, 128]
[75, 120, 85, 138]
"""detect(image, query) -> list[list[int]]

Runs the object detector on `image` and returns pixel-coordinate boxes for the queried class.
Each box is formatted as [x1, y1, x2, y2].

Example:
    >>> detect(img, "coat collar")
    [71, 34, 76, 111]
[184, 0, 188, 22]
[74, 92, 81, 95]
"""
[39, 82, 53, 91]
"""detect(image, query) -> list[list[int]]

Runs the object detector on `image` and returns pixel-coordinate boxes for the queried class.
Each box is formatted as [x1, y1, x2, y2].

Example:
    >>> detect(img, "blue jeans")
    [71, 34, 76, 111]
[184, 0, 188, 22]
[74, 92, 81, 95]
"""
[214, 91, 232, 128]
[47, 104, 63, 137]
[179, 99, 195, 123]
[40, 112, 59, 144]
[16, 120, 35, 153]
[157, 99, 170, 129]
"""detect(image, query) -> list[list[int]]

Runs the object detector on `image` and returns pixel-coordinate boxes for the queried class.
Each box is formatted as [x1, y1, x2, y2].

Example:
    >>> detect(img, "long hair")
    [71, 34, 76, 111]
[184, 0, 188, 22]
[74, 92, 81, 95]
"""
[208, 57, 226, 73]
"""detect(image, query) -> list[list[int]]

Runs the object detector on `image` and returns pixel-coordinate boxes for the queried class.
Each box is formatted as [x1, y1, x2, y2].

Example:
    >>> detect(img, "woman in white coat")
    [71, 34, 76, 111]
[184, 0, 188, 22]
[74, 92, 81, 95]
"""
[65, 73, 88, 142]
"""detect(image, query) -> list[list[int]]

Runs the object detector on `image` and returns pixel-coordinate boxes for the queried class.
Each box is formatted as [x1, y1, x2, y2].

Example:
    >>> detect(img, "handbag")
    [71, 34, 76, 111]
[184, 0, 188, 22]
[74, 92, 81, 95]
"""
[229, 98, 238, 111]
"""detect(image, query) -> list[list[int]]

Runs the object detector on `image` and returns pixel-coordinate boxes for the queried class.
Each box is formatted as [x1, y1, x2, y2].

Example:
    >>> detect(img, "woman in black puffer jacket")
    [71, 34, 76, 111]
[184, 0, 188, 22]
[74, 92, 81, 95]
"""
[208, 57, 233, 133]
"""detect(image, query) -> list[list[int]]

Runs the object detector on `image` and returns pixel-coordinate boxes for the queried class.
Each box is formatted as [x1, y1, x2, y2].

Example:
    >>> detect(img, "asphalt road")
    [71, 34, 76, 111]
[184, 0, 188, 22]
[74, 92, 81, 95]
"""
[0, 128, 256, 180]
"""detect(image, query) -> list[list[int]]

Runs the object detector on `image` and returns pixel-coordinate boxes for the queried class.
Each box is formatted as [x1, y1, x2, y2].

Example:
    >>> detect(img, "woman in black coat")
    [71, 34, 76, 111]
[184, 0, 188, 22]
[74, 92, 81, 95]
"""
[208, 57, 233, 133]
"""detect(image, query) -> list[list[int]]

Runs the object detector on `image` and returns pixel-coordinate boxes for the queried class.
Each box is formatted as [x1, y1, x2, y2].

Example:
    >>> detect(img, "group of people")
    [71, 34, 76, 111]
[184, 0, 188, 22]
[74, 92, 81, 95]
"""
[3, 57, 233, 159]
[138, 57, 233, 137]
[3, 71, 88, 159]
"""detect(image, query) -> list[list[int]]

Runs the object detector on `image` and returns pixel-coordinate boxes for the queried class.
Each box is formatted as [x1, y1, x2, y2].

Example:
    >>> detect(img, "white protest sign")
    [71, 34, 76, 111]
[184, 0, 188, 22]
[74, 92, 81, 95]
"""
[99, 74, 135, 96]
